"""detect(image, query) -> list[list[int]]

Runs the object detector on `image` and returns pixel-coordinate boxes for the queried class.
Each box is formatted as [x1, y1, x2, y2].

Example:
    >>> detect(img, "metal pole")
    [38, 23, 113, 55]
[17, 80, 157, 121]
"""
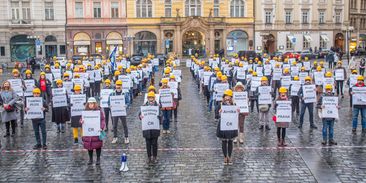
[346, 30, 349, 64]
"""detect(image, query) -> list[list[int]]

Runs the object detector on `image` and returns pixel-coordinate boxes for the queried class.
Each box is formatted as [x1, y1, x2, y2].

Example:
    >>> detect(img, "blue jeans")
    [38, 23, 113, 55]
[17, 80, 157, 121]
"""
[352, 107, 366, 129]
[299, 102, 314, 126]
[162, 110, 172, 130]
[322, 119, 335, 141]
[208, 93, 213, 112]
[32, 119, 47, 145]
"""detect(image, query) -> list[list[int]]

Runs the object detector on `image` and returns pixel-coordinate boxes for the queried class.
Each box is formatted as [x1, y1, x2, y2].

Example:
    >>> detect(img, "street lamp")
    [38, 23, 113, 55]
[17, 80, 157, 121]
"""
[342, 26, 354, 64]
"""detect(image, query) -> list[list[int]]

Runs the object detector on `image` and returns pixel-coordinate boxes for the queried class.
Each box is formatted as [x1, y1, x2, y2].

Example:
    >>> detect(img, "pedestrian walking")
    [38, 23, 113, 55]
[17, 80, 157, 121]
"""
[334, 61, 347, 98]
[0, 81, 19, 138]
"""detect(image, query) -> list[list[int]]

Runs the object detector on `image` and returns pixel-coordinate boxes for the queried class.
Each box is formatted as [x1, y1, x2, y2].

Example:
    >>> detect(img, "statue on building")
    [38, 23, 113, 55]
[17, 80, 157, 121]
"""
[176, 8, 180, 18]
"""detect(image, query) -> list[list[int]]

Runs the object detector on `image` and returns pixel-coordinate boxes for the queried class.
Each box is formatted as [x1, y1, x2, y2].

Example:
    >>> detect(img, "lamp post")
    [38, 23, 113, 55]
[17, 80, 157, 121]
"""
[342, 26, 354, 64]
[124, 35, 135, 56]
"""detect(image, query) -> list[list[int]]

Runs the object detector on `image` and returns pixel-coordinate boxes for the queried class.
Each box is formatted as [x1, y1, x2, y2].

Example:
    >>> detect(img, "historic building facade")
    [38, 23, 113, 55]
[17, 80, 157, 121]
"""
[350, 0, 366, 50]
[126, 0, 254, 57]
[0, 0, 66, 63]
[255, 0, 349, 54]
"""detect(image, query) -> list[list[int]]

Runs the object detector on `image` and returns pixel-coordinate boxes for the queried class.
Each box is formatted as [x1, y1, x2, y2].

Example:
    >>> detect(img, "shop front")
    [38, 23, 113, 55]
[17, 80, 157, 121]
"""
[133, 31, 157, 56]
[226, 30, 248, 56]
[106, 32, 123, 56]
[10, 35, 36, 62]
[73, 32, 91, 56]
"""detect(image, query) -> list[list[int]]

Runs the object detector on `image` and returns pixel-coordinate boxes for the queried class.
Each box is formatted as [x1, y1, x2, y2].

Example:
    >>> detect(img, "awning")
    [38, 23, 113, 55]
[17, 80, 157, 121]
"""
[320, 35, 330, 42]
[106, 39, 123, 45]
[74, 40, 90, 46]
[287, 35, 296, 43]
[304, 35, 312, 42]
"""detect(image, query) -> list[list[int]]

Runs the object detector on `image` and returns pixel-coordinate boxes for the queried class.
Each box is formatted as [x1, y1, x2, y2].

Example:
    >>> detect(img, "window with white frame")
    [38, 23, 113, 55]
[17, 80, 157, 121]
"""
[285, 10, 292, 24]
[302, 10, 309, 24]
[303, 36, 310, 49]
[75, 2, 83, 18]
[286, 37, 294, 50]
[165, 0, 172, 17]
[230, 0, 244, 17]
[22, 2, 30, 20]
[11, 2, 20, 20]
[320, 36, 327, 49]
[214, 0, 219, 17]
[11, 1, 32, 24]
[335, 10, 342, 23]
[185, 0, 201, 16]
[265, 10, 272, 24]
[111, 2, 119, 18]
[45, 2, 54, 20]
[93, 2, 101, 18]
[319, 10, 325, 24]
[136, 0, 153, 18]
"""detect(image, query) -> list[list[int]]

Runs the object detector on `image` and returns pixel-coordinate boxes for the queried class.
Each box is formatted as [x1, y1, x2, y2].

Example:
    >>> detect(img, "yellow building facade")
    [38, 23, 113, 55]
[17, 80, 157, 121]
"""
[126, 0, 254, 57]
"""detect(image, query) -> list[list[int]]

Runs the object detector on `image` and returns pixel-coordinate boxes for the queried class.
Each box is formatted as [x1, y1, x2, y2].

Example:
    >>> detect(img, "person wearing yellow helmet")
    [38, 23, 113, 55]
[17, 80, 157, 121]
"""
[257, 76, 271, 130]
[52, 78, 69, 133]
[275, 87, 290, 147]
[233, 82, 247, 144]
[169, 75, 182, 122]
[298, 75, 317, 129]
[24, 87, 49, 149]
[1, 80, 20, 136]
[317, 83, 339, 146]
[24, 69, 38, 99]
[100, 79, 113, 132]
[290, 76, 301, 116]
[110, 79, 130, 144]
[217, 88, 238, 165]
[334, 60, 347, 98]
[360, 58, 366, 75]
[160, 77, 174, 134]
[70, 84, 85, 145]
[93, 64, 103, 97]
[349, 75, 366, 133]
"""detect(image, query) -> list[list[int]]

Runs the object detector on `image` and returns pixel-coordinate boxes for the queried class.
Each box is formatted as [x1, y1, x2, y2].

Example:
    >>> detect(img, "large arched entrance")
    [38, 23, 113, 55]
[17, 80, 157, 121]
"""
[334, 33, 344, 52]
[134, 31, 157, 56]
[106, 32, 123, 55]
[10, 35, 35, 62]
[226, 30, 248, 55]
[45, 35, 57, 58]
[182, 30, 205, 56]
[73, 32, 91, 56]
[263, 34, 275, 54]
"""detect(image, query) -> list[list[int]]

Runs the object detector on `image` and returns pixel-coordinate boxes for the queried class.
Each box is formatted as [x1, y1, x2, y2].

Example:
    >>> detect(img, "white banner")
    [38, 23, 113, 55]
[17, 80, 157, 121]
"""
[276, 101, 292, 122]
[203, 72, 213, 85]
[290, 81, 301, 96]
[8, 79, 23, 97]
[214, 83, 229, 101]
[303, 85, 316, 103]
[159, 89, 173, 108]
[70, 94, 86, 116]
[321, 96, 339, 119]
[352, 87, 366, 105]
[26, 97, 43, 119]
[186, 59, 192, 67]
[82, 111, 101, 136]
[272, 68, 282, 81]
[24, 79, 35, 97]
[233, 92, 249, 113]
[281, 76, 291, 89]
[220, 105, 239, 131]
[250, 77, 261, 91]
[314, 72, 324, 85]
[52, 88, 66, 97]
[52, 95, 67, 107]
[258, 93, 272, 105]
[141, 106, 160, 131]
[100, 89, 113, 108]
[258, 86, 271, 94]
[110, 95, 126, 116]
[335, 69, 345, 81]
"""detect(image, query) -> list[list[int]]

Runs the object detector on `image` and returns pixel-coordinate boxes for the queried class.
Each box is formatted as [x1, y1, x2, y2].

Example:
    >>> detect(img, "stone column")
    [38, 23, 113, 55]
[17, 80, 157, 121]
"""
[176, 26, 182, 57]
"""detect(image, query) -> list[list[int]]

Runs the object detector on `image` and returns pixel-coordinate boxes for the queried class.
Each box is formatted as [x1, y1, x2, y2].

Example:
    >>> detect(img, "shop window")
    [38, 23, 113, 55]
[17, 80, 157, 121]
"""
[60, 45, 66, 55]
[0, 46, 5, 56]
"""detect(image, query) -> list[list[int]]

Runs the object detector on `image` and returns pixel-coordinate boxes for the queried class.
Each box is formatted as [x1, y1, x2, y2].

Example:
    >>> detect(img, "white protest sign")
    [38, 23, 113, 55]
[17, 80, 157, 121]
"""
[258, 93, 272, 104]
[8, 79, 23, 97]
[220, 105, 239, 131]
[70, 94, 86, 116]
[352, 87, 366, 105]
[186, 59, 192, 67]
[82, 111, 101, 136]
[52, 88, 66, 97]
[214, 83, 229, 101]
[299, 72, 309, 84]
[281, 76, 291, 89]
[52, 95, 67, 107]
[314, 72, 324, 85]
[204, 72, 213, 85]
[63, 81, 74, 95]
[264, 64, 272, 76]
[276, 101, 292, 122]
[24, 79, 35, 97]
[100, 89, 113, 108]
[159, 89, 173, 108]
[46, 73, 53, 81]
[321, 96, 339, 119]
[153, 58, 159, 66]
[303, 85, 316, 103]
[168, 81, 178, 89]
[323, 78, 335, 92]
[335, 69, 345, 81]
[141, 106, 160, 130]
[303, 61, 311, 70]
[272, 68, 282, 81]
[26, 97, 43, 119]
[233, 92, 249, 113]
[290, 81, 301, 96]
[119, 75, 131, 89]
[236, 68, 246, 80]
[258, 86, 271, 94]
[250, 77, 261, 91]
[350, 75, 358, 87]
[110, 95, 127, 116]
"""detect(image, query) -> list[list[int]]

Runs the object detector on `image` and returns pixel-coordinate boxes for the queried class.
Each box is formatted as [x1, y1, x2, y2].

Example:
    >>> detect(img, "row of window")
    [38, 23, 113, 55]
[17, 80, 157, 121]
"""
[351, 0, 366, 10]
[265, 9, 342, 24]
[0, 46, 66, 57]
[286, 36, 328, 50]
[11, 1, 54, 22]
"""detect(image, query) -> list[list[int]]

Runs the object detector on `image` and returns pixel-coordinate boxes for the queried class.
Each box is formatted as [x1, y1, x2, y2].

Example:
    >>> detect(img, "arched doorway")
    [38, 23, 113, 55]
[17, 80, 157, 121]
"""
[226, 30, 248, 55]
[182, 30, 205, 56]
[10, 35, 35, 62]
[134, 31, 157, 56]
[45, 35, 57, 58]
[263, 34, 275, 54]
[334, 33, 344, 52]
[73, 32, 91, 56]
[106, 32, 123, 55]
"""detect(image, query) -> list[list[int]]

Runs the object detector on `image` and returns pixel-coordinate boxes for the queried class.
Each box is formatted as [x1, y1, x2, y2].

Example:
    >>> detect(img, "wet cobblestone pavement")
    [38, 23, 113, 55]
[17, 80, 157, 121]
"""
[0, 65, 366, 182]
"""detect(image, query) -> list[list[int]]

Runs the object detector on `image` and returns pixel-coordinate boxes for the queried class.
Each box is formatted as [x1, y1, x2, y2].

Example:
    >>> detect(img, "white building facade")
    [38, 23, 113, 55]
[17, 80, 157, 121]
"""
[0, 0, 66, 63]
[255, 0, 349, 54]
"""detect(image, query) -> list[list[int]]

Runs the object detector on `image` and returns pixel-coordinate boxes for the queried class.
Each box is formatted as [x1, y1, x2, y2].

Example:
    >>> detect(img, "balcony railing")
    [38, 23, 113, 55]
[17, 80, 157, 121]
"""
[160, 16, 226, 24]
[10, 19, 31, 25]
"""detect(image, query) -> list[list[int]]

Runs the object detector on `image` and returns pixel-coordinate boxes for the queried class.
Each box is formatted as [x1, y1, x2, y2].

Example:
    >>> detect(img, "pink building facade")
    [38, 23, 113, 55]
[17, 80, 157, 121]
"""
[66, 0, 127, 58]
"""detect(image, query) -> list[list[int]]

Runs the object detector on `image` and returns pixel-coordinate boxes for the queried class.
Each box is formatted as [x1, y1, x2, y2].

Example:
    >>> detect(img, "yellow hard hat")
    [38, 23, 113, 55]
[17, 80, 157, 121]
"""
[214, 67, 220, 71]
[126, 68, 131, 73]
[115, 80, 123, 85]
[224, 89, 233, 97]
[164, 68, 170, 74]
[56, 79, 63, 84]
[170, 75, 176, 79]
[239, 62, 244, 67]
[63, 72, 70, 77]
[12, 69, 19, 74]
[284, 68, 290, 73]
[25, 70, 32, 75]
[221, 75, 228, 81]
[147, 91, 155, 98]
[292, 61, 297, 65]
[337, 61, 342, 64]
[279, 87, 287, 93]
[148, 85, 156, 91]
[305, 76, 312, 81]
[261, 76, 268, 81]
[301, 66, 305, 71]
[319, 61, 324, 65]
[316, 66, 322, 71]
[45, 64, 50, 69]
[118, 65, 123, 69]
[114, 71, 121, 76]
[73, 85, 82, 91]
[74, 74, 80, 78]
[258, 61, 262, 65]
[357, 75, 364, 81]
[325, 71, 332, 77]
[66, 63, 71, 67]
[325, 84, 333, 90]
[352, 70, 358, 74]
[313, 61, 318, 65]
[217, 72, 223, 78]
[293, 76, 299, 81]
[104, 79, 111, 84]
[252, 72, 258, 76]
[161, 78, 169, 84]
[32, 88, 41, 94]
[40, 72, 46, 76]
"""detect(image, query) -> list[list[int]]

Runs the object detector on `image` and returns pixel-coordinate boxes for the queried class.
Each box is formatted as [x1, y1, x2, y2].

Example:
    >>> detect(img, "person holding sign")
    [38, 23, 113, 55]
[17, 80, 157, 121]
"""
[139, 92, 161, 165]
[233, 82, 248, 144]
[333, 61, 347, 98]
[70, 85, 86, 145]
[256, 76, 272, 130]
[289, 76, 300, 116]
[274, 87, 291, 147]
[247, 71, 259, 113]
[169, 75, 182, 122]
[51, 79, 70, 133]
[10, 69, 25, 127]
[0, 81, 19, 138]
[38, 72, 52, 104]
[24, 88, 48, 149]
[347, 69, 359, 106]
[350, 75, 366, 134]
[160, 78, 174, 134]
[298, 76, 318, 129]
[317, 84, 339, 145]
[216, 89, 238, 165]
[101, 79, 113, 131]
[109, 80, 130, 144]
[80, 97, 106, 165]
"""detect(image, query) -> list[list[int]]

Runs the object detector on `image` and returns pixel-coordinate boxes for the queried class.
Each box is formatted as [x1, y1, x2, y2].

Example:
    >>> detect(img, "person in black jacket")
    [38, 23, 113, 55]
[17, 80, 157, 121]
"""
[25, 88, 48, 150]
[139, 92, 161, 165]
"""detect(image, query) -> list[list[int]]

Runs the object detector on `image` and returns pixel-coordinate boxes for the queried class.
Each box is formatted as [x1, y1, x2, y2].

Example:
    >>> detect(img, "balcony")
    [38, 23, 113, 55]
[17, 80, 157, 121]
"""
[67, 18, 127, 26]
[9, 19, 33, 28]
[160, 16, 226, 24]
